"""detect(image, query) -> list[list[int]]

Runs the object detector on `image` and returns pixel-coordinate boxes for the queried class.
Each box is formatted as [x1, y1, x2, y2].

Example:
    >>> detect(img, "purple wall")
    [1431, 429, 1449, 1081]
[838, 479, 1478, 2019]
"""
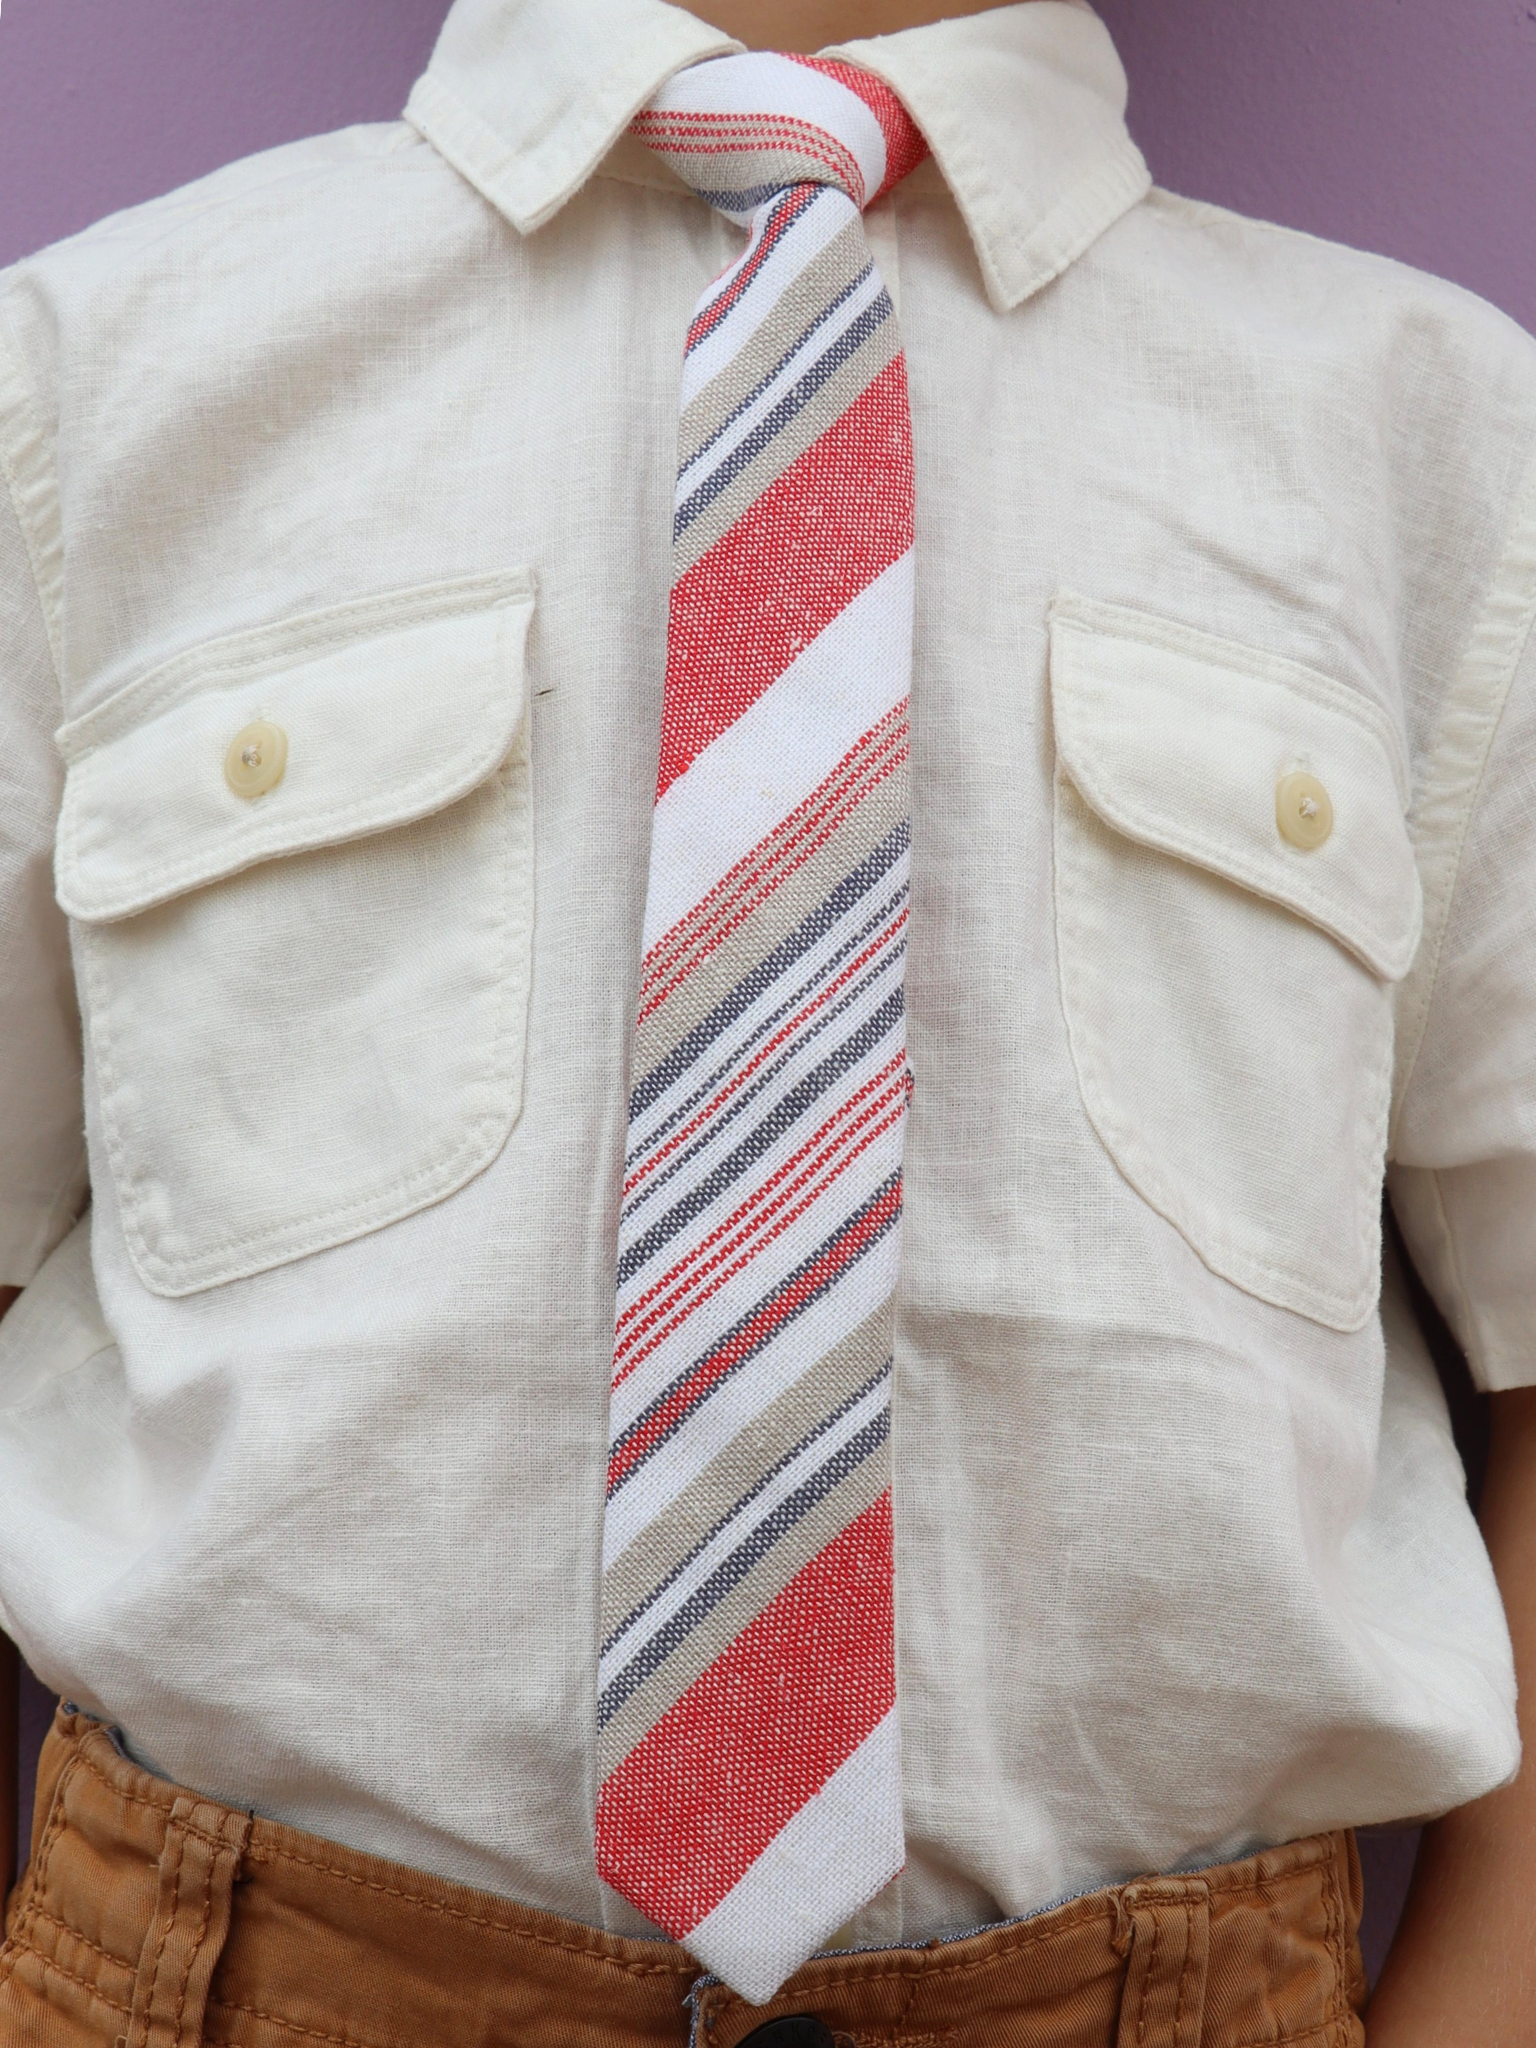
[1, 0, 1533, 331]
[1096, 0, 1536, 336]
[3, 0, 1517, 1986]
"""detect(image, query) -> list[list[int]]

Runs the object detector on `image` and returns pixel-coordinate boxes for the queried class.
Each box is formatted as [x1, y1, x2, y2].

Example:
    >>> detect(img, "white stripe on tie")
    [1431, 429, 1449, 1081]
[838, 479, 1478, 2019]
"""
[684, 1710, 905, 2004]
[641, 552, 915, 950]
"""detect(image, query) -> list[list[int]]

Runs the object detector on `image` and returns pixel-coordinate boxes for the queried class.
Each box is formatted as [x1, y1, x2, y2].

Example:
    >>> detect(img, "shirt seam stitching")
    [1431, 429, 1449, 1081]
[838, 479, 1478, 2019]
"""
[0, 307, 65, 690]
[1389, 449, 1536, 1139]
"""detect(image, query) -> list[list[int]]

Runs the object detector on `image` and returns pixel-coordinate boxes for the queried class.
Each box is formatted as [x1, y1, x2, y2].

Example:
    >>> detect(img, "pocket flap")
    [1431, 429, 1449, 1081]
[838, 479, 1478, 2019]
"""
[1049, 593, 1422, 981]
[55, 570, 535, 923]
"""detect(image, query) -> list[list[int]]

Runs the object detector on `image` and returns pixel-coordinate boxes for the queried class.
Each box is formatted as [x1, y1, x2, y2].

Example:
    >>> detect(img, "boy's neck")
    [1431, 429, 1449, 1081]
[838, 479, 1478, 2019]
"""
[684, 0, 1015, 56]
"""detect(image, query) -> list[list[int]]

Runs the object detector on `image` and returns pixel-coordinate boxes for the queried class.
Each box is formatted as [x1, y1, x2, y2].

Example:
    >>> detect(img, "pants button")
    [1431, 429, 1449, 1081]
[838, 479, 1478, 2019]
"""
[737, 2020, 836, 2048]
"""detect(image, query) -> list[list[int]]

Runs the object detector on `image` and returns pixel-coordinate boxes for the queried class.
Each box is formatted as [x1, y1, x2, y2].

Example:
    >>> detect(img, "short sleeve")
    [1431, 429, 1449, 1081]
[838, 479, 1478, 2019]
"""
[0, 331, 85, 1286]
[1390, 475, 1536, 1393]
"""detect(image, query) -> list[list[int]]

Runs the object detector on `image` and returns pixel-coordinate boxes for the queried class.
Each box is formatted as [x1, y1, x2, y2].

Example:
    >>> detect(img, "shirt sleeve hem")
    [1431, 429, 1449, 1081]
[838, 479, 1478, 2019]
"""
[1392, 1164, 1536, 1395]
[1471, 1349, 1536, 1396]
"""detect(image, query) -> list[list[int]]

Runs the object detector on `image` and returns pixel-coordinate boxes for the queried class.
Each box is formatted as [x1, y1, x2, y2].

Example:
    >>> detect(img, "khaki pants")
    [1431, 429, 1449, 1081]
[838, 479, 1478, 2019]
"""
[1, 1710, 1367, 2047]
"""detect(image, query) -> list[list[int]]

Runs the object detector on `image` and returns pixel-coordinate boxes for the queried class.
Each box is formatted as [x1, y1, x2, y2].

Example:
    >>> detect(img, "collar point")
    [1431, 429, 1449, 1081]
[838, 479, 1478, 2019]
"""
[980, 138, 1151, 315]
[409, 2, 742, 237]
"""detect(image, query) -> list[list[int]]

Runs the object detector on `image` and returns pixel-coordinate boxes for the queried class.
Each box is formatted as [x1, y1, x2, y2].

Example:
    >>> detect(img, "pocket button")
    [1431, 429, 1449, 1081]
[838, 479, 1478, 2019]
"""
[225, 721, 289, 800]
[1275, 770, 1333, 851]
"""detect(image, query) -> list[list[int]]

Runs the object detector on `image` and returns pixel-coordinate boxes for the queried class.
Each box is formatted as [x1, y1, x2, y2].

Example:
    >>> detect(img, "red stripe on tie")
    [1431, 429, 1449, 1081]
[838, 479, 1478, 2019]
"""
[625, 908, 909, 1203]
[654, 354, 914, 800]
[633, 112, 864, 205]
[787, 56, 930, 199]
[639, 705, 908, 1019]
[595, 1491, 896, 1936]
[606, 1174, 902, 1493]
[614, 1052, 910, 1384]
[611, 1090, 909, 1400]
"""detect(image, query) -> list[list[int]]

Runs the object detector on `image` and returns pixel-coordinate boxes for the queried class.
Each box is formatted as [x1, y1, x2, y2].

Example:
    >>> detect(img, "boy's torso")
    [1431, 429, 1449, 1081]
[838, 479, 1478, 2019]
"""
[0, 0, 1531, 1948]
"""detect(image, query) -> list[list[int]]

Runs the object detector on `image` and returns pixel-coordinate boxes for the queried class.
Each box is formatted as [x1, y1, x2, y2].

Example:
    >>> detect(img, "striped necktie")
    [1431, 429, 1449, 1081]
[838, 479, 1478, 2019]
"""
[597, 51, 928, 2004]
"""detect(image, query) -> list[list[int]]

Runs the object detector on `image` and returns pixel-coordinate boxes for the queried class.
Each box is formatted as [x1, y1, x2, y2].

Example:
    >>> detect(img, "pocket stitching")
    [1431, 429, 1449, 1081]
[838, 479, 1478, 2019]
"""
[1050, 593, 1409, 798]
[61, 702, 507, 922]
[1049, 608, 1421, 982]
[55, 567, 533, 758]
[57, 589, 532, 924]
[1053, 768, 1389, 1331]
[1059, 768, 1419, 980]
[83, 739, 533, 1295]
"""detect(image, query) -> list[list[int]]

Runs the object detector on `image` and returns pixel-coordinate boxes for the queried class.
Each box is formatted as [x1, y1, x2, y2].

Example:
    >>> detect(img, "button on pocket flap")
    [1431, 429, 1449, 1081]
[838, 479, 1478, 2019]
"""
[1049, 593, 1422, 982]
[55, 570, 535, 924]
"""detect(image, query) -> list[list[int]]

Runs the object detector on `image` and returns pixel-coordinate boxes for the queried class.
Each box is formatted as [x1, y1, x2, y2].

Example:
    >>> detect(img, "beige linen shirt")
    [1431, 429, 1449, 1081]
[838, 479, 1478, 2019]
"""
[1, 0, 1534, 1947]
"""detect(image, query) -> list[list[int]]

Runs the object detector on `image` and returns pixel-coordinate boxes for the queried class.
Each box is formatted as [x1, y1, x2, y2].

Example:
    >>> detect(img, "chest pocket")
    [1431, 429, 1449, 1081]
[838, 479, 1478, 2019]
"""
[1049, 594, 1422, 1331]
[54, 570, 536, 1297]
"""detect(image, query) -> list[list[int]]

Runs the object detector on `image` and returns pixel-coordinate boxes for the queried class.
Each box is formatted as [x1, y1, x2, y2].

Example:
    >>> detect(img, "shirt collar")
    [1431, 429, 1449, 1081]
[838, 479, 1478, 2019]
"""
[404, 0, 1149, 312]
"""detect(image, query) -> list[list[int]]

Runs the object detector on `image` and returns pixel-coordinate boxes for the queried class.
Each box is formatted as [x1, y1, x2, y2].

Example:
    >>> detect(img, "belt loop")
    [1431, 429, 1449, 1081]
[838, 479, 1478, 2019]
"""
[1114, 1879, 1210, 2048]
[124, 1797, 252, 2048]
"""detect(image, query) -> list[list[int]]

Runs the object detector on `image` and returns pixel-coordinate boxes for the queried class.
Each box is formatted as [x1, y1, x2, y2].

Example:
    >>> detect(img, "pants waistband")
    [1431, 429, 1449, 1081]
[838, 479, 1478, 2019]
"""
[2, 1710, 1366, 2048]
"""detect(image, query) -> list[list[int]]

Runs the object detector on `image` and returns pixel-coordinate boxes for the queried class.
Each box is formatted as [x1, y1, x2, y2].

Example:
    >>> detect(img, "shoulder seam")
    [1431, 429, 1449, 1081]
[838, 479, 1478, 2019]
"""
[1390, 453, 1536, 1139]
[0, 304, 64, 690]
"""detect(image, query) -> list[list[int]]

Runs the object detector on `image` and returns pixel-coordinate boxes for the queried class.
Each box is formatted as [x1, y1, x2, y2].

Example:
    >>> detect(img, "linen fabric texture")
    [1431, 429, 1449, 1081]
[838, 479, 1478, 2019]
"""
[0, 0, 1532, 1961]
[599, 53, 926, 1995]
[0, 1709, 1369, 2048]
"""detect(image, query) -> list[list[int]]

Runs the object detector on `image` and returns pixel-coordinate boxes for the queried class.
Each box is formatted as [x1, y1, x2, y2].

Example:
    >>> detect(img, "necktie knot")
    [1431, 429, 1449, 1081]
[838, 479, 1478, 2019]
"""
[632, 51, 928, 218]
